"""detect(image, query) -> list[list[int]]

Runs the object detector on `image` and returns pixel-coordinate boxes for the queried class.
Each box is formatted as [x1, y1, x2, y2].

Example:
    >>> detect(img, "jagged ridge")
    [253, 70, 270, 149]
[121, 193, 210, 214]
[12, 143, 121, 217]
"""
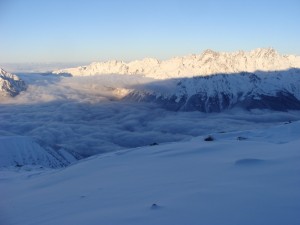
[0, 68, 27, 97]
[53, 48, 300, 79]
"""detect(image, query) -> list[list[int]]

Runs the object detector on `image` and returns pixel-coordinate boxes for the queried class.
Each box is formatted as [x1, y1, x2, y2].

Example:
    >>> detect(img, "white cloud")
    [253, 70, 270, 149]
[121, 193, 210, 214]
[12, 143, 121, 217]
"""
[0, 74, 299, 157]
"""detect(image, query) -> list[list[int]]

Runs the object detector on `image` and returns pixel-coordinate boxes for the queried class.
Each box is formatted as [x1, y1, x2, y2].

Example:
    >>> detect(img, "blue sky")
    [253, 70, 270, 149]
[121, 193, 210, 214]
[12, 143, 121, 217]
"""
[0, 0, 299, 63]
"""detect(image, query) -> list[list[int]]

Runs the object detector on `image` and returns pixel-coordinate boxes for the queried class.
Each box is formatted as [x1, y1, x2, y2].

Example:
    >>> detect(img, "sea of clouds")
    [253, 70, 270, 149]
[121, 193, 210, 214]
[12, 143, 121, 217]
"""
[0, 73, 299, 157]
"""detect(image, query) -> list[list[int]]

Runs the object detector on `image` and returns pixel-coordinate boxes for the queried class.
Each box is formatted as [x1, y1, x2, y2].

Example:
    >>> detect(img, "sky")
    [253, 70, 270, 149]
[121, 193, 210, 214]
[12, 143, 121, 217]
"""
[0, 0, 299, 63]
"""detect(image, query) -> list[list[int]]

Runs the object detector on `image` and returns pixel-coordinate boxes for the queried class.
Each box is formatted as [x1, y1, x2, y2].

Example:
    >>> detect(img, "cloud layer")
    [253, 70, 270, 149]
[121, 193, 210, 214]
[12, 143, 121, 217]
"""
[0, 74, 299, 157]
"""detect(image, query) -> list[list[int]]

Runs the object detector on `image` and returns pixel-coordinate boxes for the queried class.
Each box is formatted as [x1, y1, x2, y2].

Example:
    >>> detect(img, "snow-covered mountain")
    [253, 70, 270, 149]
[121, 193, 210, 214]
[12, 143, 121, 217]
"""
[0, 136, 77, 168]
[125, 69, 300, 112]
[53, 48, 300, 79]
[52, 49, 300, 112]
[0, 68, 27, 97]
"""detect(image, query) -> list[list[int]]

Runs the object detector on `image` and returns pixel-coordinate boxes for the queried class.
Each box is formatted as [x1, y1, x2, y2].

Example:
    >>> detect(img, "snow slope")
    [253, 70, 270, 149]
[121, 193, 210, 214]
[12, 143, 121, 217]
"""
[0, 68, 27, 97]
[0, 136, 76, 168]
[1, 121, 300, 225]
[53, 48, 300, 79]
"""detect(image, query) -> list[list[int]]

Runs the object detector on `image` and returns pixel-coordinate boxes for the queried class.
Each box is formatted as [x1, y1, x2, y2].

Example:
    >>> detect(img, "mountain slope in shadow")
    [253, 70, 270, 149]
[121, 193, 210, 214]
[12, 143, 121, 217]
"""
[123, 69, 300, 112]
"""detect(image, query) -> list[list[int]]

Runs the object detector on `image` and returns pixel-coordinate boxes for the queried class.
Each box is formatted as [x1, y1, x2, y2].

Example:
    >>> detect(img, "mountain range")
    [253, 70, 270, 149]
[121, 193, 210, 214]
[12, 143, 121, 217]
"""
[54, 48, 300, 112]
[2, 48, 300, 112]
[53, 48, 300, 79]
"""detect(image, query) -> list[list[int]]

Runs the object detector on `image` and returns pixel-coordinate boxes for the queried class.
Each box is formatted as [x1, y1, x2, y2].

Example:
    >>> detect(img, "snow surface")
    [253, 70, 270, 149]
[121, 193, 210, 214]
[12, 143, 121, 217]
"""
[1, 121, 300, 225]
[53, 48, 300, 79]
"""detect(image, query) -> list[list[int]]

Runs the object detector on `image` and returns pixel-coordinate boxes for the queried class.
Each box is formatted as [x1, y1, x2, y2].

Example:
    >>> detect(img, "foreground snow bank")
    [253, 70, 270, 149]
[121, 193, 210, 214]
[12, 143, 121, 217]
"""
[1, 121, 300, 225]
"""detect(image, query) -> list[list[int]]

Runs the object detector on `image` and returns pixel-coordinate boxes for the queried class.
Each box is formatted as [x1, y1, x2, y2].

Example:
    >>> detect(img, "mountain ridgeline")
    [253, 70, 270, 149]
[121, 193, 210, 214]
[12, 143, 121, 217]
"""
[54, 48, 300, 112]
[53, 48, 300, 79]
